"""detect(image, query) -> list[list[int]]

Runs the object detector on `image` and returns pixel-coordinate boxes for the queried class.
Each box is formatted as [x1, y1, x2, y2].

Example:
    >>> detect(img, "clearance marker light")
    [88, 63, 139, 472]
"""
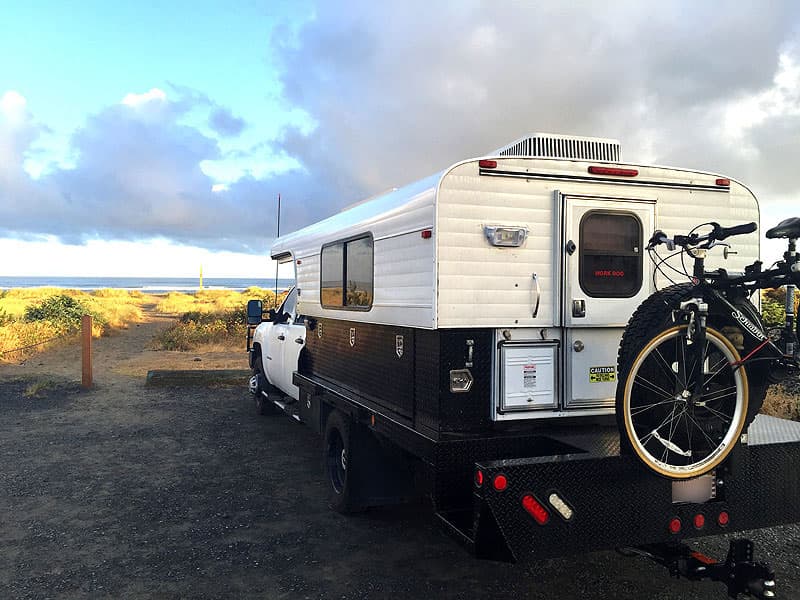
[718, 511, 730, 527]
[474, 470, 484, 488]
[716, 178, 731, 187]
[421, 229, 432, 239]
[479, 159, 498, 169]
[547, 492, 574, 521]
[522, 494, 550, 525]
[588, 166, 639, 177]
[492, 474, 508, 492]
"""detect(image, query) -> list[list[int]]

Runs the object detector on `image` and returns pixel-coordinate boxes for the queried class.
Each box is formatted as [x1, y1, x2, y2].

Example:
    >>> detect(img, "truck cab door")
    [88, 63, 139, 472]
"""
[561, 195, 655, 409]
[265, 287, 305, 401]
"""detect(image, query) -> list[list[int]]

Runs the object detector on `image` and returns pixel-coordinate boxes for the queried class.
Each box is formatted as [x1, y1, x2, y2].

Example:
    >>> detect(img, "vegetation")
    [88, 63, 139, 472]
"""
[0, 286, 287, 360]
[0, 288, 145, 362]
[761, 288, 800, 328]
[152, 287, 287, 352]
[23, 378, 56, 398]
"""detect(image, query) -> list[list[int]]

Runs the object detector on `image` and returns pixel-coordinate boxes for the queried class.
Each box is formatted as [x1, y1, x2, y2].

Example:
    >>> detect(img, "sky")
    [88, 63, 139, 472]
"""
[2, 1, 800, 279]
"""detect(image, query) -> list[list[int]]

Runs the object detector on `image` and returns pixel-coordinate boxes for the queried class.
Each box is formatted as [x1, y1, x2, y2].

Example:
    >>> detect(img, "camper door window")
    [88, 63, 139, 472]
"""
[578, 211, 642, 298]
[320, 234, 374, 310]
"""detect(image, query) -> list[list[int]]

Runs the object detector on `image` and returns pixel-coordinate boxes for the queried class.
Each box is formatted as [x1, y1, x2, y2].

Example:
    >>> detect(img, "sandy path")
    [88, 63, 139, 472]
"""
[0, 304, 245, 387]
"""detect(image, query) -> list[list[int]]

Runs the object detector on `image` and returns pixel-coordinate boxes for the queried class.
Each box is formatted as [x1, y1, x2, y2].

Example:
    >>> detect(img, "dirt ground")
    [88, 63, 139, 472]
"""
[1, 309, 800, 599]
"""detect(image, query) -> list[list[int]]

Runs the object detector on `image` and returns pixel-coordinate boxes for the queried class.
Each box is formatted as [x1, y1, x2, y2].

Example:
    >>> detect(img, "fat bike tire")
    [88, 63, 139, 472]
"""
[616, 284, 767, 478]
[619, 324, 748, 479]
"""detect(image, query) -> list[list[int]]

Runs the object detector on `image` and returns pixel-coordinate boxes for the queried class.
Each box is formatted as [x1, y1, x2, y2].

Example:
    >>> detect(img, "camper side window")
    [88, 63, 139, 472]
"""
[578, 211, 642, 298]
[320, 235, 374, 310]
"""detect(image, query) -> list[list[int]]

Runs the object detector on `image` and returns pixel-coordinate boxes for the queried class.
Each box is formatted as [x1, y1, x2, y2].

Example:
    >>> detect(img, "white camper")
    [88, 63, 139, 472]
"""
[245, 134, 800, 593]
[263, 133, 759, 421]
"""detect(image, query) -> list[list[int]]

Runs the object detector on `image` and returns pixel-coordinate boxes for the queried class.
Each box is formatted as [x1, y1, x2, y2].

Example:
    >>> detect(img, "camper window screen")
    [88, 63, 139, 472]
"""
[579, 211, 642, 298]
[320, 235, 374, 309]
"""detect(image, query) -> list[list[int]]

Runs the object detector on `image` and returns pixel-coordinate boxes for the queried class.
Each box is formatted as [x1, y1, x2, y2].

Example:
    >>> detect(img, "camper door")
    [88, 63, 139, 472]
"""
[560, 195, 655, 409]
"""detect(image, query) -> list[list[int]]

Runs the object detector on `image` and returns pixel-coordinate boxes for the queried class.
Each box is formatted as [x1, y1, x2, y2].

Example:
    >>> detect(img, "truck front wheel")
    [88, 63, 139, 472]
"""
[249, 357, 276, 416]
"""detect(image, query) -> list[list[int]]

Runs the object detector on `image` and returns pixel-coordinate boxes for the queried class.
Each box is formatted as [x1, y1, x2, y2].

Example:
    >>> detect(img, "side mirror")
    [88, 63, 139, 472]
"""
[246, 299, 263, 325]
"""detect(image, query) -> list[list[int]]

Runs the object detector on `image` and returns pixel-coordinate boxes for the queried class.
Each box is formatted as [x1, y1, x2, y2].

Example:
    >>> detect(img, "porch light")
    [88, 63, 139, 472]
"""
[484, 225, 528, 247]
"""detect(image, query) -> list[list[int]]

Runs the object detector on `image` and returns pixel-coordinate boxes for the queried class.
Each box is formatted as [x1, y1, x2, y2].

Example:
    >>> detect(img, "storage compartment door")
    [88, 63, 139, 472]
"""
[564, 328, 621, 409]
[499, 342, 558, 412]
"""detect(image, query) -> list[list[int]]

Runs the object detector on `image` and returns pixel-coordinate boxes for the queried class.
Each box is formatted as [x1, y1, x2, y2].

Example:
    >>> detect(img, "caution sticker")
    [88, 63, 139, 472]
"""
[523, 364, 537, 389]
[589, 366, 616, 383]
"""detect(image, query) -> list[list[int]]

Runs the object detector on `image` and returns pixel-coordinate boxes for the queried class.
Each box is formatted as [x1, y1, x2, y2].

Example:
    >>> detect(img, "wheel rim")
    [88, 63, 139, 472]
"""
[623, 325, 748, 478]
[326, 430, 347, 494]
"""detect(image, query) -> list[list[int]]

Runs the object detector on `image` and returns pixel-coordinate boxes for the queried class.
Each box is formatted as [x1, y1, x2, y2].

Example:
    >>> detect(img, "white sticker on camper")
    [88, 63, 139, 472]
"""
[523, 364, 537, 388]
[589, 366, 616, 383]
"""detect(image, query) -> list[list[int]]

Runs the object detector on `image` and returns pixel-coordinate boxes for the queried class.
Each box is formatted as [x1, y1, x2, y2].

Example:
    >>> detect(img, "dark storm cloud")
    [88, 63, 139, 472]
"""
[2, 1, 800, 254]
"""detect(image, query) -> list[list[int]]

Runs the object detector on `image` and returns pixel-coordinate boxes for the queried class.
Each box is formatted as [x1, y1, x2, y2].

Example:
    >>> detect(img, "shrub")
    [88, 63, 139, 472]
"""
[761, 288, 800, 328]
[0, 308, 13, 326]
[153, 308, 248, 351]
[24, 294, 103, 330]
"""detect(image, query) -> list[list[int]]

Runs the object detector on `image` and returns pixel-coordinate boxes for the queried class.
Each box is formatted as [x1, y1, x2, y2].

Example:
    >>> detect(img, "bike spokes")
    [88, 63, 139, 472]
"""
[624, 326, 747, 478]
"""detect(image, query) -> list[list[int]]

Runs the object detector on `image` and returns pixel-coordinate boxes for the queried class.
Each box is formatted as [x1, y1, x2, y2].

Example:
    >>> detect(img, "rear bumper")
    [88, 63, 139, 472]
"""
[441, 415, 800, 562]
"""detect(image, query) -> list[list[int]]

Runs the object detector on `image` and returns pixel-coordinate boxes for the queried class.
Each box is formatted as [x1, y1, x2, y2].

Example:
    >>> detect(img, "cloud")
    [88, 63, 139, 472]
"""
[121, 87, 167, 107]
[3, 2, 800, 257]
[208, 107, 246, 137]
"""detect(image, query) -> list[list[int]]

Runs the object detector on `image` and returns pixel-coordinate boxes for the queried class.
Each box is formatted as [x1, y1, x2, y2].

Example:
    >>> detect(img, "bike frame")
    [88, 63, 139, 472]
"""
[678, 244, 800, 380]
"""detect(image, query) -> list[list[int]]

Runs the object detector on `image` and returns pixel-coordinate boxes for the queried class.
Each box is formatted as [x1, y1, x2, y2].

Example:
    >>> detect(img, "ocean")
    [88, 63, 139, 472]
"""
[0, 276, 295, 294]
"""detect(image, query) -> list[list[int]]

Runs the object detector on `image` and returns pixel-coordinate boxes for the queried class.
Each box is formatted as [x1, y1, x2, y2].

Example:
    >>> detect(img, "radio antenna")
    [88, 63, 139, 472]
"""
[274, 192, 281, 309]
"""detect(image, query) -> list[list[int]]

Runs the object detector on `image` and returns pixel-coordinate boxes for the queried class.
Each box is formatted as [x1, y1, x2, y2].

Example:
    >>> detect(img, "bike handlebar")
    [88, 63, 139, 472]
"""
[714, 221, 757, 240]
[647, 221, 757, 250]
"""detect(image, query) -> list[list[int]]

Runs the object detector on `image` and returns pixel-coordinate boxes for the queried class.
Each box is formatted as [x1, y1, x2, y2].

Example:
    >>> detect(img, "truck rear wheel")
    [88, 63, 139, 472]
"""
[323, 411, 364, 514]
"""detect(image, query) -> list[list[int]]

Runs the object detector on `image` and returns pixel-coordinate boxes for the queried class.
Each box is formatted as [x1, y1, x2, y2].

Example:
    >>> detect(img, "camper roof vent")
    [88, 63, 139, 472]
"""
[494, 133, 621, 162]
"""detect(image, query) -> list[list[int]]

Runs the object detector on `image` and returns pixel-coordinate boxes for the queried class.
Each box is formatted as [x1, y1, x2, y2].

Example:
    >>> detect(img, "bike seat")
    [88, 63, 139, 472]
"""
[766, 217, 800, 239]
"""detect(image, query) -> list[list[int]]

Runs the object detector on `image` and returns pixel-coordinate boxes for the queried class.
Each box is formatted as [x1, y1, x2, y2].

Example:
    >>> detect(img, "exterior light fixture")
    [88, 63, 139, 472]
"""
[484, 225, 528, 247]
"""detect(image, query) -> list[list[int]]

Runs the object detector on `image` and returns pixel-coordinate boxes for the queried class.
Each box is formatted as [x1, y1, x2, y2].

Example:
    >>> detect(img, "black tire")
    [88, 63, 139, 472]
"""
[249, 357, 276, 416]
[323, 411, 364, 514]
[619, 324, 748, 478]
[616, 284, 768, 474]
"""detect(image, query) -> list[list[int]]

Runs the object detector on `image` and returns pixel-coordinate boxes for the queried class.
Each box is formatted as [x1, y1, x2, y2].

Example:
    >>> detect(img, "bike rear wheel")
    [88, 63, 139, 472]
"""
[619, 325, 749, 479]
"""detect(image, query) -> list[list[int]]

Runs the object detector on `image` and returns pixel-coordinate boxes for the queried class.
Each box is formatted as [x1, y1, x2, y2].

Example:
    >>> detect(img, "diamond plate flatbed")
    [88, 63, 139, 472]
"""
[437, 414, 800, 562]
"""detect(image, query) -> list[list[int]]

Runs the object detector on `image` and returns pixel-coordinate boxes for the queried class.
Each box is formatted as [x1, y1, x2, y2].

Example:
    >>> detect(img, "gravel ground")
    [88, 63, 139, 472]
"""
[1, 376, 800, 600]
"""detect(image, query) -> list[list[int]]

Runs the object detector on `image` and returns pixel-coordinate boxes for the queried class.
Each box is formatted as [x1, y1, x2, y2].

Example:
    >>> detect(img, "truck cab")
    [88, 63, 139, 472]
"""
[249, 286, 305, 402]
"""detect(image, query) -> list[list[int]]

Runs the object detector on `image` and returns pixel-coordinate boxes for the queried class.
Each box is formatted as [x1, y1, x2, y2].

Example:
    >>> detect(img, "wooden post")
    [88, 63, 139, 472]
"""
[81, 315, 93, 389]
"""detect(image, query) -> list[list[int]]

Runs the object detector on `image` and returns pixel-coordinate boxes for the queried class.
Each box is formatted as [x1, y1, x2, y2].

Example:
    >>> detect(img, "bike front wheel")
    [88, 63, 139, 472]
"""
[619, 325, 749, 479]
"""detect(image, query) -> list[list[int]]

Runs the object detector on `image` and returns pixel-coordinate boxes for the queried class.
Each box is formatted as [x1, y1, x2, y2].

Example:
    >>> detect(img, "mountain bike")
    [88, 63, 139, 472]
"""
[616, 217, 800, 479]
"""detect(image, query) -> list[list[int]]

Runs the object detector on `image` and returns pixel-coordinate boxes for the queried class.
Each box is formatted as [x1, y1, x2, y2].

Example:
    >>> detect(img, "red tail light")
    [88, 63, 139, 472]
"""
[588, 166, 639, 177]
[479, 159, 497, 169]
[669, 517, 682, 534]
[492, 474, 508, 492]
[521, 494, 550, 525]
[693, 513, 705, 530]
[718, 511, 730, 527]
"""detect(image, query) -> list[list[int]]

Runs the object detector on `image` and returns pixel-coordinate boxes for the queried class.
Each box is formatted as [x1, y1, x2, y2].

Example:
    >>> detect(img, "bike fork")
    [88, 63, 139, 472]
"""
[679, 299, 710, 397]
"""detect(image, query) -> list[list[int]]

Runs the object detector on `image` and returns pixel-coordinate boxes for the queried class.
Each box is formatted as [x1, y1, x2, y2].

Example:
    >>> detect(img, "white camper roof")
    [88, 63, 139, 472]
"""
[271, 172, 441, 261]
[270, 132, 631, 261]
